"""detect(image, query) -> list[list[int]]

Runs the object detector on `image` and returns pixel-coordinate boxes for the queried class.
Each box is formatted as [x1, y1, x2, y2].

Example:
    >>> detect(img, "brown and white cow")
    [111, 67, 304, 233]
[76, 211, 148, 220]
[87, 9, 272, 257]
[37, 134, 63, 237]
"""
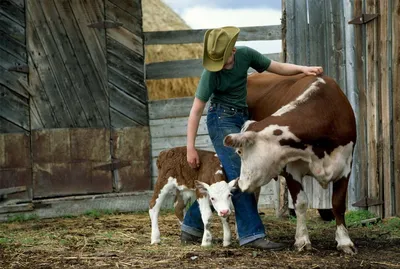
[224, 72, 357, 255]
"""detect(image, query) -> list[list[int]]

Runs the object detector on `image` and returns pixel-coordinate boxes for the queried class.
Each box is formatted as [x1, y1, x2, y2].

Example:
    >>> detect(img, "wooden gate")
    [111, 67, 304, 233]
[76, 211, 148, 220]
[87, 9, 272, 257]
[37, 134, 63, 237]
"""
[0, 0, 150, 209]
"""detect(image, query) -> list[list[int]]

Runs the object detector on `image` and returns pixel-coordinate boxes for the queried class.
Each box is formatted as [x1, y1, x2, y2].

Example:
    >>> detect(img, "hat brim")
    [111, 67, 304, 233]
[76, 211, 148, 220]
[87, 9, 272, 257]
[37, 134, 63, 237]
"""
[203, 27, 240, 72]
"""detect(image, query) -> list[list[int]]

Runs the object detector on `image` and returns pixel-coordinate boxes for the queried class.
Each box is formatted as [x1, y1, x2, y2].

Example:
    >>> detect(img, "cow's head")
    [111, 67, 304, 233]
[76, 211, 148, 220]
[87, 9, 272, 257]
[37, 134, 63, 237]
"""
[223, 124, 311, 192]
[195, 180, 237, 217]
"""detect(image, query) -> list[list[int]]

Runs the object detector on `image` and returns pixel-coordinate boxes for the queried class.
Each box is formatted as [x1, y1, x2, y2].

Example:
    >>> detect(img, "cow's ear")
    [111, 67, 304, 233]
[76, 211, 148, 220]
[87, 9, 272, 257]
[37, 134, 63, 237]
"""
[224, 132, 257, 148]
[195, 180, 209, 195]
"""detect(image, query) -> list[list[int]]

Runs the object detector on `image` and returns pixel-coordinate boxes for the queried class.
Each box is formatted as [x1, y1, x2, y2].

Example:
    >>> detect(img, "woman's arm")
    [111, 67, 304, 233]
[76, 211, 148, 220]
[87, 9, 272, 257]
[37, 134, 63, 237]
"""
[267, 60, 323, 76]
[187, 97, 207, 168]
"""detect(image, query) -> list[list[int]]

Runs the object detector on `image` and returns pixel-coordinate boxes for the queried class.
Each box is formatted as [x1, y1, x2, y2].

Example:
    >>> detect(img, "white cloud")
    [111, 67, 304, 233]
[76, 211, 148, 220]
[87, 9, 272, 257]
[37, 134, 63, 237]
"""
[180, 7, 282, 54]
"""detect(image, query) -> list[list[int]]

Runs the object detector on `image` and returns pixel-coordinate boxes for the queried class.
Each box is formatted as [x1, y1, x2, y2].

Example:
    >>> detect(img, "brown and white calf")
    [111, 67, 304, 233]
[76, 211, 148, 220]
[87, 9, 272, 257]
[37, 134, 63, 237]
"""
[149, 146, 236, 247]
[224, 73, 357, 254]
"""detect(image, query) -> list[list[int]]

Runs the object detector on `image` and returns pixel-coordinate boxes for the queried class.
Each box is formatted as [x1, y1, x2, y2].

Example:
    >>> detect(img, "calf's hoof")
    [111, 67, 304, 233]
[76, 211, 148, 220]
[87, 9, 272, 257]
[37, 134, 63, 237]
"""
[294, 239, 312, 251]
[337, 244, 357, 255]
[151, 239, 161, 245]
[223, 241, 231, 247]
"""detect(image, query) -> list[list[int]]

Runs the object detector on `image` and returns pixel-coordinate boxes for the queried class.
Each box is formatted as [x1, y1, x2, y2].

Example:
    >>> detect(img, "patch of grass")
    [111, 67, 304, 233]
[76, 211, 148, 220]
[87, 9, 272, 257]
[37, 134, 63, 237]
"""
[7, 214, 39, 223]
[61, 214, 77, 219]
[83, 209, 117, 218]
[0, 237, 13, 244]
[345, 210, 376, 224]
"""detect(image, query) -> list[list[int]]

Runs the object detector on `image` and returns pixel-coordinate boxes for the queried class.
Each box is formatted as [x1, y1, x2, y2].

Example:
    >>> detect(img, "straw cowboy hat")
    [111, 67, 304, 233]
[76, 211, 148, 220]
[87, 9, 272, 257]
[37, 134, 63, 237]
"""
[202, 26, 240, 72]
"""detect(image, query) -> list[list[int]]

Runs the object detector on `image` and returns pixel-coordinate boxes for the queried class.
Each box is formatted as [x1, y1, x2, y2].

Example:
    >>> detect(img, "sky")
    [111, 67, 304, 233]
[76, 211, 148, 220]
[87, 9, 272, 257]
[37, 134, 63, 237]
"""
[162, 0, 283, 54]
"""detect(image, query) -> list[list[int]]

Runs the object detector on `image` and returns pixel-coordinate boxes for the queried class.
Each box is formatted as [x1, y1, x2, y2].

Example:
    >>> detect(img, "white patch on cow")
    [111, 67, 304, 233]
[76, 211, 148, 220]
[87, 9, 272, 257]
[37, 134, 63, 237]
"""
[150, 177, 180, 244]
[215, 170, 223, 175]
[214, 154, 218, 157]
[308, 142, 354, 188]
[241, 120, 256, 132]
[273, 77, 326, 116]
[335, 224, 354, 252]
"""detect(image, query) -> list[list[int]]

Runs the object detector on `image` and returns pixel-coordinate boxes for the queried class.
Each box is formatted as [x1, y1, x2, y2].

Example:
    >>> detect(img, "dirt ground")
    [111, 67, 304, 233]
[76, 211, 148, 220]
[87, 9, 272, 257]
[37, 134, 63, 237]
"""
[0, 209, 399, 269]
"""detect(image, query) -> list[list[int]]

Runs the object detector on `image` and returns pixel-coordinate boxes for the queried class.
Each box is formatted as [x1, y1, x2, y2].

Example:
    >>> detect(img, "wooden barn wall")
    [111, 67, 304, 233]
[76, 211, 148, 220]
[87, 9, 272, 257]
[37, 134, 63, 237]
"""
[0, 0, 150, 201]
[148, 98, 276, 208]
[285, 0, 399, 217]
[0, 0, 31, 201]
[352, 0, 400, 217]
[105, 0, 150, 192]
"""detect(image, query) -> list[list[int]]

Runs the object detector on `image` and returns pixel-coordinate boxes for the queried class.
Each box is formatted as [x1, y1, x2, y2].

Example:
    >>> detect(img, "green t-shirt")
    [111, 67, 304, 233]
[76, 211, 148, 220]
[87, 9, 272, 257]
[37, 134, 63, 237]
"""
[195, 46, 271, 108]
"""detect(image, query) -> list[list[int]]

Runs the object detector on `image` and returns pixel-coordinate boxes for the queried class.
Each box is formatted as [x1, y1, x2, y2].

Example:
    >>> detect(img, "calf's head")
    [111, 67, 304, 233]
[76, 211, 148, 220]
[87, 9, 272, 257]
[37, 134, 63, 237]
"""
[223, 124, 311, 192]
[195, 180, 236, 217]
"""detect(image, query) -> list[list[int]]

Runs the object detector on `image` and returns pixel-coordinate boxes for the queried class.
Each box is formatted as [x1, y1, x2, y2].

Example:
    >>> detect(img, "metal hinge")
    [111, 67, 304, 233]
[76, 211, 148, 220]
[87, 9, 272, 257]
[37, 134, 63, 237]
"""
[94, 159, 131, 171]
[8, 65, 29, 74]
[352, 196, 383, 207]
[88, 20, 123, 29]
[348, 13, 378, 25]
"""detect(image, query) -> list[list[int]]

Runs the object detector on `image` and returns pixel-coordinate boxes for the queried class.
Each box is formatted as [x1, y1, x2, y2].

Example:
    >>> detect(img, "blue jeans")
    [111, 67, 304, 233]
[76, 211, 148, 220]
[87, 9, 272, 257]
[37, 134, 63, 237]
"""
[181, 103, 266, 245]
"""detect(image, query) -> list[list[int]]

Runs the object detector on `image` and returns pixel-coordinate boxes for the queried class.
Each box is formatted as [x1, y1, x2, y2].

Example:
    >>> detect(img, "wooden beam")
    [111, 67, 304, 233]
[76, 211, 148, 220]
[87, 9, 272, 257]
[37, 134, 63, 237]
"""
[0, 186, 27, 197]
[144, 25, 281, 45]
[0, 203, 33, 214]
[146, 53, 281, 80]
[393, 0, 400, 217]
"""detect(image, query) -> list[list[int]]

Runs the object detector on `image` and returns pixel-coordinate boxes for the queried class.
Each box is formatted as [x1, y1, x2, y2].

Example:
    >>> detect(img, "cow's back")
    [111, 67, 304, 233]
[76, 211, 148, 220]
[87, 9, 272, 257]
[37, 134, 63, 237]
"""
[246, 72, 356, 149]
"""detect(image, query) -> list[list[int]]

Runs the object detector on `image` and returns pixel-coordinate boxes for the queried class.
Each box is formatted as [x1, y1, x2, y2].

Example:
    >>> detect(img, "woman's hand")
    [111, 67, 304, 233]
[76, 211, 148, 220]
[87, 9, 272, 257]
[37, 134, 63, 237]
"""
[302, 66, 324, 76]
[187, 147, 200, 169]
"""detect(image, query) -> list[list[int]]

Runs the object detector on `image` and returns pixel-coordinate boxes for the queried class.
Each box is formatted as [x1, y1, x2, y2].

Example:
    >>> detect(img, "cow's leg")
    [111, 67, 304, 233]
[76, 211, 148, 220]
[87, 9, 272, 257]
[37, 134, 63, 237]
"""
[149, 176, 177, 244]
[174, 190, 185, 223]
[332, 176, 357, 255]
[198, 196, 213, 247]
[219, 216, 232, 247]
[285, 163, 311, 251]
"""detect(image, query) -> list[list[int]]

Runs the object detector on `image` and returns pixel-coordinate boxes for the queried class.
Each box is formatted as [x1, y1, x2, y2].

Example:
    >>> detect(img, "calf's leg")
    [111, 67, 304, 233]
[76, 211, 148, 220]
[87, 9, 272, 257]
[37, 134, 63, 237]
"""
[332, 176, 356, 255]
[197, 196, 213, 247]
[149, 176, 177, 244]
[219, 216, 232, 247]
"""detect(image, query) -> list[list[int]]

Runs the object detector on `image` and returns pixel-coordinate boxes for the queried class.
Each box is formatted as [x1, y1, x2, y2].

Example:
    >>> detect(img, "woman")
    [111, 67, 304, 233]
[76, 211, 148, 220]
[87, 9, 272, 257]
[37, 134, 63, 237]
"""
[182, 26, 323, 250]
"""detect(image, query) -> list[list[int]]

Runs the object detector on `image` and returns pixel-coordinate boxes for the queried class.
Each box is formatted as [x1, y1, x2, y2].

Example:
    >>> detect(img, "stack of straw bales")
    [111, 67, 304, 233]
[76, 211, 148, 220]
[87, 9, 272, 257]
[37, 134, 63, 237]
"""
[143, 0, 203, 100]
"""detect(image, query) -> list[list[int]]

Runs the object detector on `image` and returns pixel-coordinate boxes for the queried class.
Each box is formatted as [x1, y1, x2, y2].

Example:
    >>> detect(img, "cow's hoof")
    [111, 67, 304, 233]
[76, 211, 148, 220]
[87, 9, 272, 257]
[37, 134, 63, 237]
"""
[294, 239, 312, 251]
[223, 241, 231, 247]
[151, 239, 161, 245]
[338, 244, 357, 255]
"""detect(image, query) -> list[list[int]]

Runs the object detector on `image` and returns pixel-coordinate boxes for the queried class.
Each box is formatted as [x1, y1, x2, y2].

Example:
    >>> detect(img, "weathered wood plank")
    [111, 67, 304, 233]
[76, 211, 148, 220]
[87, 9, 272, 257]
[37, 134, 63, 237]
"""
[107, 37, 144, 74]
[285, 0, 295, 64]
[353, 0, 369, 206]
[109, 82, 148, 126]
[149, 97, 208, 120]
[69, 0, 108, 94]
[151, 135, 212, 152]
[0, 84, 29, 130]
[108, 0, 142, 23]
[0, 203, 33, 214]
[39, 0, 106, 127]
[0, 186, 26, 196]
[146, 53, 281, 80]
[0, 65, 28, 98]
[0, 117, 24, 133]
[308, 0, 326, 69]
[150, 116, 209, 138]
[29, 0, 90, 127]
[379, 0, 392, 218]
[110, 108, 140, 128]
[0, 0, 25, 26]
[0, 11, 25, 43]
[105, 0, 142, 37]
[294, 0, 308, 65]
[0, 28, 26, 61]
[27, 3, 74, 128]
[108, 66, 147, 102]
[53, 0, 110, 128]
[365, 0, 381, 217]
[107, 26, 143, 56]
[144, 25, 282, 45]
[393, 0, 400, 217]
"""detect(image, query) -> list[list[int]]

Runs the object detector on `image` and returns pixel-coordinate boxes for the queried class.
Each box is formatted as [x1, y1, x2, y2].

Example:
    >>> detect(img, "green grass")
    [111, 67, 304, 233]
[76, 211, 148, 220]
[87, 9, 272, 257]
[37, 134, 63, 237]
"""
[7, 214, 39, 223]
[83, 209, 118, 218]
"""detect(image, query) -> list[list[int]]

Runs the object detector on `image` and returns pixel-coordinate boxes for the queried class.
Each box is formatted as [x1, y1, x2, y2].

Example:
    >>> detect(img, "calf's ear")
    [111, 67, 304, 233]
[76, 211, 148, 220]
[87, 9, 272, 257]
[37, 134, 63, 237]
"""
[224, 131, 257, 148]
[195, 180, 209, 195]
[228, 178, 239, 191]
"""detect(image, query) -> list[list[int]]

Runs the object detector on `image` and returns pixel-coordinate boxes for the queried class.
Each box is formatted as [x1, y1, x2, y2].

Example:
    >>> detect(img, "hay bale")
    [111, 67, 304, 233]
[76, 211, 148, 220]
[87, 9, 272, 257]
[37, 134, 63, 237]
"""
[143, 0, 203, 100]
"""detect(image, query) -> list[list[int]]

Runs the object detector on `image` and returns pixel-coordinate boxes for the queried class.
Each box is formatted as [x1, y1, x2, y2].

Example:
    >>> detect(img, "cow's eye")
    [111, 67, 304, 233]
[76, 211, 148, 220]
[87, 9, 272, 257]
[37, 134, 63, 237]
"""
[228, 194, 232, 198]
[236, 149, 242, 155]
[210, 197, 215, 201]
